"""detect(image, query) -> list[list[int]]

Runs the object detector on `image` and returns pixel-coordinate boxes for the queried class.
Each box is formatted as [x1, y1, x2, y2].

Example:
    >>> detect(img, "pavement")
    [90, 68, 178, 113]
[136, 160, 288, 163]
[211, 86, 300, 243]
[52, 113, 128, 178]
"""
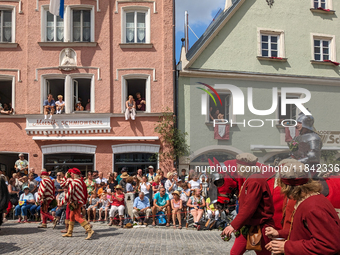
[0, 220, 256, 255]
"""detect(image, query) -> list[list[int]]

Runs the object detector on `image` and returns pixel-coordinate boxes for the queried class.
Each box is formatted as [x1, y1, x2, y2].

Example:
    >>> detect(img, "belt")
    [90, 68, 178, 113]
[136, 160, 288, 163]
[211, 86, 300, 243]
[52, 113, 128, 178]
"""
[218, 193, 230, 198]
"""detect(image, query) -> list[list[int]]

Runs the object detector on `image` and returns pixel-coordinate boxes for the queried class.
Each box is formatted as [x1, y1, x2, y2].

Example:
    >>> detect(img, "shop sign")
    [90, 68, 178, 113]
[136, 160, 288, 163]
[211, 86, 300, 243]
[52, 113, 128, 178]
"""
[25, 115, 111, 134]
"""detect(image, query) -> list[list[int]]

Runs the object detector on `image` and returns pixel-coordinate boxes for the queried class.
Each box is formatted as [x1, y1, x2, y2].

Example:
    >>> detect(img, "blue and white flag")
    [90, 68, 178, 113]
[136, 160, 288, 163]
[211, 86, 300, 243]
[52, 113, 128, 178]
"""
[49, 0, 64, 18]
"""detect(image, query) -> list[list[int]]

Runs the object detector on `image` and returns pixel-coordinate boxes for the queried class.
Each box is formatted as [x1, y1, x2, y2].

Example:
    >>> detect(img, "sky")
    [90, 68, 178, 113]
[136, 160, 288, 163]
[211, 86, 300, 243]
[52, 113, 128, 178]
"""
[175, 0, 225, 62]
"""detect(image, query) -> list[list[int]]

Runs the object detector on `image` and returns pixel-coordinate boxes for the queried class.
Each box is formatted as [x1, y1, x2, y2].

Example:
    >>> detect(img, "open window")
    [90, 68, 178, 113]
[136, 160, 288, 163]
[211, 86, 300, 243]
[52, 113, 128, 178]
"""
[126, 79, 146, 112]
[73, 78, 91, 112]
[208, 94, 230, 122]
[46, 79, 65, 100]
[0, 79, 13, 114]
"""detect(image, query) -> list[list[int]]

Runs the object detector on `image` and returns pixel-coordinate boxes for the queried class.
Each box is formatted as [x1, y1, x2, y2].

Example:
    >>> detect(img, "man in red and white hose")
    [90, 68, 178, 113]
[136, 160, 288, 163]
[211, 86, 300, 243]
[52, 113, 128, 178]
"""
[37, 171, 55, 228]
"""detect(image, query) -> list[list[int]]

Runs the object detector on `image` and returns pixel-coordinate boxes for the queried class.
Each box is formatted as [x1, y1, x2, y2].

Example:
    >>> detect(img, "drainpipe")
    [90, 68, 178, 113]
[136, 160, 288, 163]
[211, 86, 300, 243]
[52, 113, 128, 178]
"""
[173, 0, 178, 169]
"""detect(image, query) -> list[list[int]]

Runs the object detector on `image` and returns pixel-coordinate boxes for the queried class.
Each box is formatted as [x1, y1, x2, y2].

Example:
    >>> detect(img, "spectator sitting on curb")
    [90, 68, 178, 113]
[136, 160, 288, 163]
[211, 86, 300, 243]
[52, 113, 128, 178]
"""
[171, 191, 183, 229]
[132, 192, 151, 225]
[152, 187, 170, 227]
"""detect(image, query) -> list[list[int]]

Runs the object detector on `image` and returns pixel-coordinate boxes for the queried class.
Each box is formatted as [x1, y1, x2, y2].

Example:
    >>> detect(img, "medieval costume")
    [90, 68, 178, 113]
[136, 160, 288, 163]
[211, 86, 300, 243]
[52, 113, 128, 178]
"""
[268, 161, 340, 255]
[61, 168, 94, 240]
[290, 113, 322, 175]
[37, 171, 55, 228]
[225, 154, 275, 255]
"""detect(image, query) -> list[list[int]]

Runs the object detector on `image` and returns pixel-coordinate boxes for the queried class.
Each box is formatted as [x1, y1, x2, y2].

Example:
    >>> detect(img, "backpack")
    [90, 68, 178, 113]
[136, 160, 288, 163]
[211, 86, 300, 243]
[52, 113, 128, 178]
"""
[155, 211, 167, 225]
[123, 214, 133, 225]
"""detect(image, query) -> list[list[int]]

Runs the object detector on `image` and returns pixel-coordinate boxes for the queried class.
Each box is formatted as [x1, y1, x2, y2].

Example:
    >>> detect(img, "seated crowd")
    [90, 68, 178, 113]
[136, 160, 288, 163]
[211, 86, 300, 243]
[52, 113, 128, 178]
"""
[2, 165, 223, 230]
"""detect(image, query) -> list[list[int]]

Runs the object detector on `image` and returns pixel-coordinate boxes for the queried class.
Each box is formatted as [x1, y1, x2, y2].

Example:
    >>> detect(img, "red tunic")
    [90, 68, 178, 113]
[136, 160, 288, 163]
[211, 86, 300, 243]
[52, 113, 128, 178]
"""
[231, 174, 274, 230]
[267, 177, 284, 230]
[217, 177, 238, 204]
[284, 194, 340, 255]
[278, 197, 295, 238]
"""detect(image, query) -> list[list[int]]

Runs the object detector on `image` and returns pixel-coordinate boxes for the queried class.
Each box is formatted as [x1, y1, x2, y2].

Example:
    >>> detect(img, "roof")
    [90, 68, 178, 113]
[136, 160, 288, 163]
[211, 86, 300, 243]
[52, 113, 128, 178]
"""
[186, 0, 242, 61]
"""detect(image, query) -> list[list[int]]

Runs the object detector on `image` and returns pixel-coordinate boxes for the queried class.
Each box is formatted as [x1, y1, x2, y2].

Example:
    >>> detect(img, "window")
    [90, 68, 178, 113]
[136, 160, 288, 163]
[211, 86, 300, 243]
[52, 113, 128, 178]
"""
[208, 94, 230, 122]
[314, 0, 327, 9]
[126, 79, 146, 111]
[261, 34, 279, 57]
[278, 95, 298, 120]
[122, 8, 150, 44]
[311, 34, 336, 63]
[42, 75, 94, 114]
[314, 39, 330, 61]
[0, 79, 13, 113]
[122, 75, 150, 113]
[41, 6, 94, 43]
[73, 78, 91, 112]
[46, 11, 64, 42]
[72, 10, 91, 42]
[257, 29, 285, 59]
[0, 9, 12, 43]
[126, 11, 146, 43]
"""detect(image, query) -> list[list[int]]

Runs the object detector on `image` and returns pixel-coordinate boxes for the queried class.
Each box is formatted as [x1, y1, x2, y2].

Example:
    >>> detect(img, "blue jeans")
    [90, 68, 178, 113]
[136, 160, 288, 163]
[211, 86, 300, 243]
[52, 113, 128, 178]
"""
[30, 205, 41, 215]
[15, 204, 33, 217]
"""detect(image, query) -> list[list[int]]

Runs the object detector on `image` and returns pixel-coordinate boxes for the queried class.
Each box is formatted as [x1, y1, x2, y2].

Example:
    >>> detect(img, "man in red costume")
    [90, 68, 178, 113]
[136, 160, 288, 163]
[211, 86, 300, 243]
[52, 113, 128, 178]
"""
[37, 171, 55, 228]
[222, 153, 274, 255]
[265, 161, 340, 255]
[61, 168, 94, 240]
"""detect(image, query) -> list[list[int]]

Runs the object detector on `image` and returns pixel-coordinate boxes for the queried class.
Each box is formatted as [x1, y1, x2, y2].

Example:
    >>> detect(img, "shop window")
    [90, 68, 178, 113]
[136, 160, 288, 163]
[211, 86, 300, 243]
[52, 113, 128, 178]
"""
[0, 80, 13, 114]
[278, 95, 298, 121]
[73, 78, 91, 112]
[208, 94, 230, 122]
[114, 153, 157, 175]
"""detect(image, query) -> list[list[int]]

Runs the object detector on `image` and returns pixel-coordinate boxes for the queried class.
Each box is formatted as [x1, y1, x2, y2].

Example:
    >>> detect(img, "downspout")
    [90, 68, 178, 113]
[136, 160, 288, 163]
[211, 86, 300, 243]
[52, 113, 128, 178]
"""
[173, 0, 178, 169]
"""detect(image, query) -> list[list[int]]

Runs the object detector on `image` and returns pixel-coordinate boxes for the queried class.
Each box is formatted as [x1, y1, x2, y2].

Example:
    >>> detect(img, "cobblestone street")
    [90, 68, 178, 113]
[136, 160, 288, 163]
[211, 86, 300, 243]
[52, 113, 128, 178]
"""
[0, 221, 256, 255]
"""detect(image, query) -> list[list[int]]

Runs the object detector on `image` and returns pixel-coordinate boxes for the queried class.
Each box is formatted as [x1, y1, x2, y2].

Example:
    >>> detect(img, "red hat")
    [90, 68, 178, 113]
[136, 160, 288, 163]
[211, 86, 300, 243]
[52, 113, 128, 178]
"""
[281, 178, 309, 186]
[69, 168, 81, 175]
[41, 171, 49, 176]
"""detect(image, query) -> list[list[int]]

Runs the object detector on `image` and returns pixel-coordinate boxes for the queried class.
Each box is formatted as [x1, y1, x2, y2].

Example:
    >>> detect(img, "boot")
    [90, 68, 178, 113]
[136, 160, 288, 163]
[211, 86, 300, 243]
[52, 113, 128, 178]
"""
[38, 223, 47, 228]
[62, 221, 74, 237]
[53, 217, 59, 229]
[81, 221, 94, 240]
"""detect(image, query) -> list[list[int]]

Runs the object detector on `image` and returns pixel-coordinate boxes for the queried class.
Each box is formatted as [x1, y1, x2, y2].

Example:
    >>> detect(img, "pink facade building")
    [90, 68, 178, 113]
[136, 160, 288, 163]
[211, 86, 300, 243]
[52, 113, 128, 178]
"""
[0, 0, 174, 177]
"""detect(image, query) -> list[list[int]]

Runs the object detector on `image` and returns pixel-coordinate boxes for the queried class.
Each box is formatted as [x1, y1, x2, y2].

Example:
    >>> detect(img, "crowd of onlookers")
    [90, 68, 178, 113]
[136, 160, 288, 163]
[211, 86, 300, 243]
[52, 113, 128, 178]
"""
[1, 156, 225, 229]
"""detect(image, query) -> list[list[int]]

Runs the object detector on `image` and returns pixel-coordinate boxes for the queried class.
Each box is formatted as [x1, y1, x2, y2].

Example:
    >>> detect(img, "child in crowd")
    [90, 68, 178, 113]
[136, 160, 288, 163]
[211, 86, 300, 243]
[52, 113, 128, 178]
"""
[200, 175, 209, 198]
[87, 192, 99, 222]
[97, 182, 106, 196]
[180, 182, 190, 219]
[152, 176, 161, 197]
[98, 192, 110, 222]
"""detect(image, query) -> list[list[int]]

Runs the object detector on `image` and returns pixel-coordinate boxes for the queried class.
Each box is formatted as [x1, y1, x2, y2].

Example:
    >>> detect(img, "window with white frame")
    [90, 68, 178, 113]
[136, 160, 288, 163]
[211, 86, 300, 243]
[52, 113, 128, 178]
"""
[314, 38, 330, 61]
[0, 9, 13, 43]
[42, 76, 93, 114]
[42, 6, 94, 43]
[208, 94, 231, 122]
[122, 75, 150, 113]
[278, 95, 298, 121]
[314, 0, 327, 9]
[46, 11, 64, 42]
[261, 34, 279, 58]
[123, 8, 150, 44]
[72, 9, 91, 42]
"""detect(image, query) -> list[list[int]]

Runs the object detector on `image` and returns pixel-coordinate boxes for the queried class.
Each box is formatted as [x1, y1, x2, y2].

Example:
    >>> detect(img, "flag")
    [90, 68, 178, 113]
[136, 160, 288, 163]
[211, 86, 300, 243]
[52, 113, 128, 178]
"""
[49, 0, 64, 18]
[285, 126, 299, 142]
[214, 124, 230, 140]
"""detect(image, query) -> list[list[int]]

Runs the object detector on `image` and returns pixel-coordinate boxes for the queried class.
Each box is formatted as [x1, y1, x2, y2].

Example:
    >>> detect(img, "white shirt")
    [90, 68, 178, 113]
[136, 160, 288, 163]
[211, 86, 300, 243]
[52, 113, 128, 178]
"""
[96, 178, 108, 185]
[164, 179, 178, 200]
[139, 182, 150, 195]
[189, 180, 201, 190]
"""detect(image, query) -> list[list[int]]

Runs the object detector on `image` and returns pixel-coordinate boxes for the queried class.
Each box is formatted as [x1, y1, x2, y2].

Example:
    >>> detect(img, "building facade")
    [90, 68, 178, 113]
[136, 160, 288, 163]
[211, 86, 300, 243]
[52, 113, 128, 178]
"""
[178, 0, 340, 170]
[0, 0, 174, 176]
